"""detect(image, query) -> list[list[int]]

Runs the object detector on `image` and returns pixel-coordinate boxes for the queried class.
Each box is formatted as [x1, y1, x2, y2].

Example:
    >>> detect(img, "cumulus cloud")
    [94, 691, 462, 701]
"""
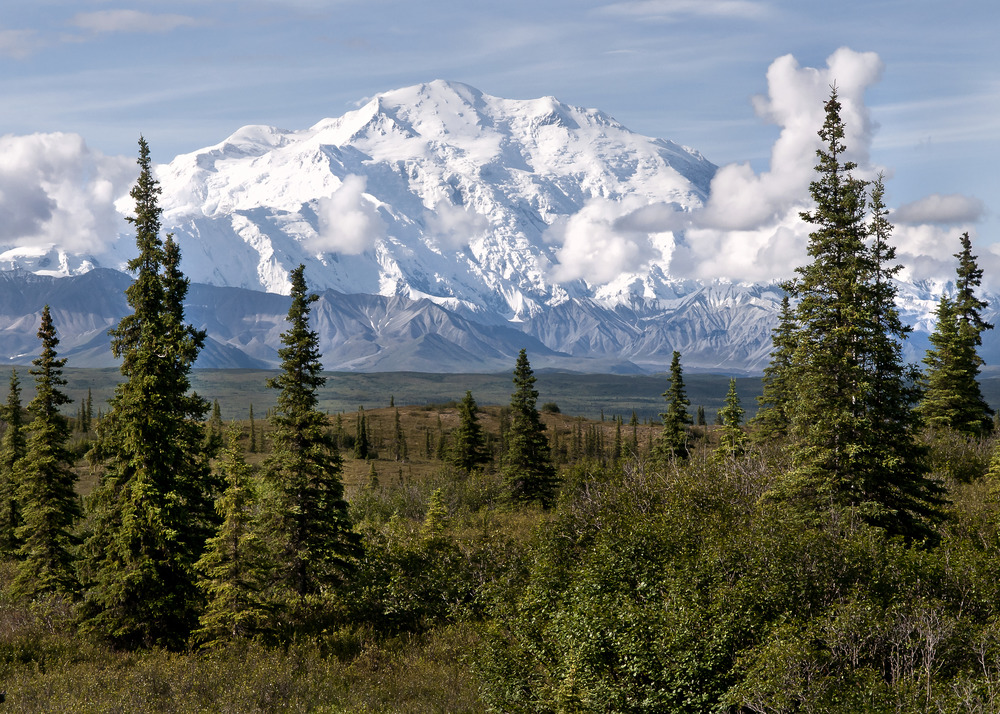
[310, 175, 386, 256]
[893, 193, 984, 225]
[543, 48, 890, 286]
[0, 133, 135, 253]
[545, 196, 663, 285]
[697, 47, 883, 233]
[70, 10, 200, 34]
[424, 201, 488, 250]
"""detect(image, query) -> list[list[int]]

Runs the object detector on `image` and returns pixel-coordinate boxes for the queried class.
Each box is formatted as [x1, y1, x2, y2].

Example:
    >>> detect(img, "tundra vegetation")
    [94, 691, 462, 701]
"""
[1, 94, 1000, 712]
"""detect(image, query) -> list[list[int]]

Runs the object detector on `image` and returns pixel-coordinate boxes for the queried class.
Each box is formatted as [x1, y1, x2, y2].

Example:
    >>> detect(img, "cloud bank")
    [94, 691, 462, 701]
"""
[0, 133, 135, 254]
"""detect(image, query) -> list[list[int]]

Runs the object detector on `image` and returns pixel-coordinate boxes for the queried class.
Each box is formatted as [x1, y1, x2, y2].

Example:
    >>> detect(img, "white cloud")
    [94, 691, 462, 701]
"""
[544, 48, 889, 285]
[70, 11, 200, 34]
[309, 175, 386, 256]
[0, 133, 135, 253]
[424, 201, 488, 250]
[893, 193, 984, 225]
[545, 196, 662, 285]
[697, 47, 883, 233]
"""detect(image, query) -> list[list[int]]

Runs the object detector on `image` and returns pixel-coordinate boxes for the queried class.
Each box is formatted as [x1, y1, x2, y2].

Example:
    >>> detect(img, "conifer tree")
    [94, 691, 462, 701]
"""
[920, 232, 993, 436]
[751, 295, 796, 441]
[79, 137, 214, 649]
[353, 407, 370, 459]
[195, 424, 270, 647]
[0, 370, 25, 557]
[262, 265, 360, 612]
[502, 349, 558, 507]
[83, 388, 93, 433]
[715, 378, 748, 459]
[770, 93, 942, 538]
[696, 405, 706, 428]
[450, 390, 489, 472]
[655, 351, 692, 460]
[248, 403, 257, 453]
[14, 307, 81, 596]
[205, 399, 224, 454]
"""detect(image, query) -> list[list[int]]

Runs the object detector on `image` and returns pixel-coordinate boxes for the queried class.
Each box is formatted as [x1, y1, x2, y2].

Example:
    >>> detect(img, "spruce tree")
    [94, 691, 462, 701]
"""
[770, 93, 942, 538]
[450, 390, 489, 472]
[751, 295, 796, 441]
[716, 378, 748, 459]
[502, 349, 558, 507]
[920, 232, 993, 436]
[353, 407, 370, 460]
[0, 370, 25, 557]
[195, 424, 270, 647]
[79, 137, 214, 649]
[14, 306, 81, 596]
[655, 351, 692, 460]
[262, 265, 360, 614]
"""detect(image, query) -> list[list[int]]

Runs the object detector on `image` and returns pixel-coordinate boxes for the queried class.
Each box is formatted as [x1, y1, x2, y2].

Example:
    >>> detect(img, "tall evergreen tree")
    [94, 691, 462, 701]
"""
[716, 378, 748, 459]
[79, 137, 214, 649]
[770, 93, 942, 538]
[655, 351, 692, 460]
[502, 349, 558, 507]
[920, 232, 993, 436]
[263, 265, 360, 614]
[0, 370, 25, 557]
[195, 424, 270, 647]
[751, 295, 796, 441]
[450, 390, 489, 472]
[14, 306, 81, 596]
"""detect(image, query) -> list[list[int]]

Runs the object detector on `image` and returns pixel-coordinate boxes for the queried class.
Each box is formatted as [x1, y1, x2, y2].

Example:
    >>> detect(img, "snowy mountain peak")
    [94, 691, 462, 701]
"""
[142, 81, 720, 313]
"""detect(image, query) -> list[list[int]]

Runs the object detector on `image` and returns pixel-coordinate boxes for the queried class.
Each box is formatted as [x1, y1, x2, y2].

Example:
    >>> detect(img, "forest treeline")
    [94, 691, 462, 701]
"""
[2, 93, 1000, 712]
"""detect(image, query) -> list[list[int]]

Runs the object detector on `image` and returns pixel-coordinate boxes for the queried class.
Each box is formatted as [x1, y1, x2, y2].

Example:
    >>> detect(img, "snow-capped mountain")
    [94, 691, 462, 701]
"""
[151, 80, 714, 316]
[0, 81, 989, 373]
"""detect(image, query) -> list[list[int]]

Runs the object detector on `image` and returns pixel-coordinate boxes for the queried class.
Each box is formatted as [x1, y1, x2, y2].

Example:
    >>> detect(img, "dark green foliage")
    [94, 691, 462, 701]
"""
[450, 391, 489, 473]
[79, 138, 214, 649]
[696, 405, 706, 427]
[751, 294, 796, 440]
[655, 351, 692, 460]
[262, 265, 361, 614]
[204, 398, 223, 454]
[716, 377, 748, 459]
[194, 425, 271, 647]
[353, 407, 370, 459]
[770, 93, 942, 540]
[0, 370, 25, 557]
[14, 306, 81, 597]
[920, 232, 993, 437]
[501, 350, 558, 507]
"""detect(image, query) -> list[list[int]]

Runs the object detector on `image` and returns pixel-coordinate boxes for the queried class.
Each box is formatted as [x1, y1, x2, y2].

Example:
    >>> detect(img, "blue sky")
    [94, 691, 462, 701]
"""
[1, 0, 997, 282]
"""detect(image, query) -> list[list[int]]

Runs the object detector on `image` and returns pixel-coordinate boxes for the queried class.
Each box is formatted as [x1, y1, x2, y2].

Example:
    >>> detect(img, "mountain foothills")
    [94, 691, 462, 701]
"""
[1, 80, 986, 373]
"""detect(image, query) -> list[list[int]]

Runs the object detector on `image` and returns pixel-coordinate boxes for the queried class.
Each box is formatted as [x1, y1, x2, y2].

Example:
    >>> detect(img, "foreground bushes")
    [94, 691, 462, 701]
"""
[477, 446, 1000, 713]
